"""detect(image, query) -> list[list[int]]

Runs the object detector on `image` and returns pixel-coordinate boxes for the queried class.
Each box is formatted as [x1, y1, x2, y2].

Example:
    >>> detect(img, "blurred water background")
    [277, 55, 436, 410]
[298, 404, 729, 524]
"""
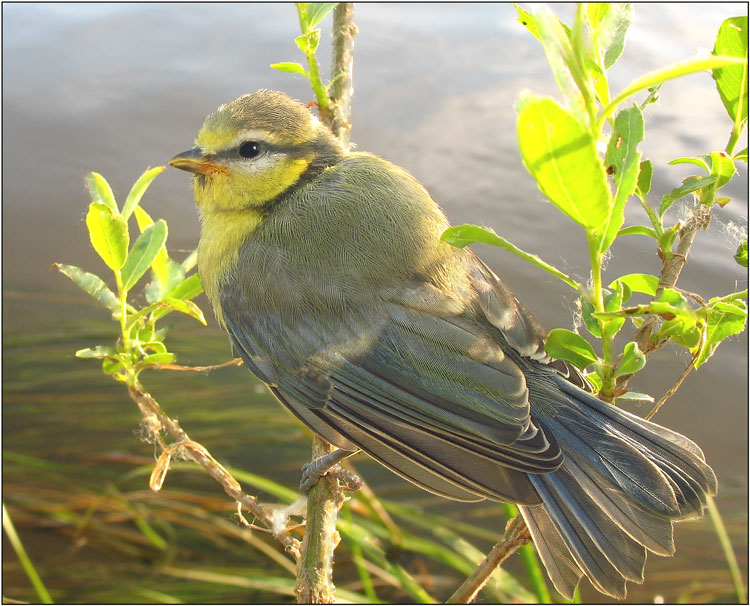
[3, 3, 747, 603]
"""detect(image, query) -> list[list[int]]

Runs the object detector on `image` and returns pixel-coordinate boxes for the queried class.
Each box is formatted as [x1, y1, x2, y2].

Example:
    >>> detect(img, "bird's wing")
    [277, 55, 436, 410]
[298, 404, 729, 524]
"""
[222, 254, 568, 504]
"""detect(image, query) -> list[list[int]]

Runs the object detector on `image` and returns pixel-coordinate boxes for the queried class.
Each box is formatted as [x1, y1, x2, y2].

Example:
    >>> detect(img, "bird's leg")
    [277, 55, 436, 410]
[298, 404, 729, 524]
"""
[300, 448, 362, 492]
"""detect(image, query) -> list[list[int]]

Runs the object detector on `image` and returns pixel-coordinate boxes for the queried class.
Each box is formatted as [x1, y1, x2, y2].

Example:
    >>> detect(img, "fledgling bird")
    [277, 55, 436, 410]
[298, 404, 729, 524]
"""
[170, 90, 717, 600]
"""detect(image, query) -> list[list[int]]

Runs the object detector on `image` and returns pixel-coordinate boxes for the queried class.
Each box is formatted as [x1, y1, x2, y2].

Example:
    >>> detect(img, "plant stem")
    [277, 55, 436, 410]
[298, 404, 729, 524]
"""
[706, 495, 746, 603]
[115, 271, 129, 350]
[3, 503, 54, 604]
[446, 514, 531, 604]
[295, 5, 357, 603]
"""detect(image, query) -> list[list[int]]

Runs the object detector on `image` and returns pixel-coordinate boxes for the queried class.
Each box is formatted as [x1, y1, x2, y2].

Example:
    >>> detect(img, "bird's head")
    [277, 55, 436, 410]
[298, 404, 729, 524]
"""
[169, 90, 343, 214]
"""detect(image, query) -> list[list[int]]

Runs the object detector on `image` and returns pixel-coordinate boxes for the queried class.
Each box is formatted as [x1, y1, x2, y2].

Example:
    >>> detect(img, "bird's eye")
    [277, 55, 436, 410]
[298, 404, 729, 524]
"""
[239, 141, 261, 158]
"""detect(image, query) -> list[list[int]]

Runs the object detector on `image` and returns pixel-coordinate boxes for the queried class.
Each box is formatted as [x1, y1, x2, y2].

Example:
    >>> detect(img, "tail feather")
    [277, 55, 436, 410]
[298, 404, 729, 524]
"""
[520, 504, 583, 599]
[523, 374, 717, 599]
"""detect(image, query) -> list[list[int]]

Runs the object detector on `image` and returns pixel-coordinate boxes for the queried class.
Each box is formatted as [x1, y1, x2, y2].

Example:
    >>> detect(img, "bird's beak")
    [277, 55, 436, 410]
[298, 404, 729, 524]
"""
[169, 148, 227, 176]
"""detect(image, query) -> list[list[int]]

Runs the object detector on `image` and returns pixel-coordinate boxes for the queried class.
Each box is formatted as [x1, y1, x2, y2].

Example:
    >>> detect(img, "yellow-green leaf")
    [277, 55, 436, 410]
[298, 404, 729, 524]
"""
[86, 172, 118, 214]
[713, 16, 748, 126]
[85, 202, 129, 271]
[516, 94, 612, 231]
[53, 263, 120, 313]
[122, 166, 165, 220]
[121, 220, 168, 291]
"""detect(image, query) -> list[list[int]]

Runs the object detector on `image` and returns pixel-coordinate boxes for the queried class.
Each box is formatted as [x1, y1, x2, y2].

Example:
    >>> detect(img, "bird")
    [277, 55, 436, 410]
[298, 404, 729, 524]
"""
[169, 89, 717, 600]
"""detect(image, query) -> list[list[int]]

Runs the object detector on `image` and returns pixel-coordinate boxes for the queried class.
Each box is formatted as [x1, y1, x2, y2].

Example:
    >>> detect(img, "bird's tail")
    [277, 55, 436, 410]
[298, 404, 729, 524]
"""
[518, 375, 717, 599]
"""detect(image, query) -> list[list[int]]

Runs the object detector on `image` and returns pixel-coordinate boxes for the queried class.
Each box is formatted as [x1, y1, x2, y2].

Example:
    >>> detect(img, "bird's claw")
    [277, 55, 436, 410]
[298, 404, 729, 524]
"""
[299, 462, 363, 492]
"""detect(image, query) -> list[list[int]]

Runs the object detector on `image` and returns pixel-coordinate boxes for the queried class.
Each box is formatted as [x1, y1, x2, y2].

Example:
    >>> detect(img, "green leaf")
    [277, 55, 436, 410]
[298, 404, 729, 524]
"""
[140, 352, 176, 367]
[735, 238, 748, 267]
[733, 146, 748, 162]
[636, 159, 653, 195]
[545, 328, 599, 369]
[669, 155, 711, 173]
[616, 390, 654, 403]
[120, 220, 168, 291]
[617, 225, 658, 240]
[270, 62, 310, 78]
[295, 30, 321, 54]
[514, 4, 540, 40]
[586, 3, 632, 69]
[152, 274, 204, 320]
[133, 206, 179, 303]
[440, 224, 580, 291]
[615, 341, 646, 377]
[159, 298, 206, 326]
[86, 172, 118, 214]
[708, 151, 736, 191]
[712, 17, 748, 126]
[304, 2, 337, 28]
[659, 175, 718, 216]
[121, 166, 165, 220]
[102, 357, 126, 375]
[86, 202, 129, 272]
[601, 105, 644, 252]
[53, 263, 120, 313]
[695, 298, 748, 367]
[516, 94, 612, 231]
[610, 273, 659, 296]
[75, 345, 116, 359]
[182, 249, 198, 272]
[532, 8, 588, 121]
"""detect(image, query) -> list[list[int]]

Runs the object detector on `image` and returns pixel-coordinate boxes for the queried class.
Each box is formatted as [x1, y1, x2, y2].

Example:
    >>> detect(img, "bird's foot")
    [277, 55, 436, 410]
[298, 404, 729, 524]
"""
[300, 449, 362, 492]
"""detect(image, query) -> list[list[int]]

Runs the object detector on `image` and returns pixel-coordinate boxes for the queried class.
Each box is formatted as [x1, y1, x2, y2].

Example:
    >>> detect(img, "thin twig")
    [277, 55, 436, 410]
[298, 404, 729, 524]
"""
[128, 381, 301, 559]
[446, 515, 531, 604]
[151, 358, 244, 372]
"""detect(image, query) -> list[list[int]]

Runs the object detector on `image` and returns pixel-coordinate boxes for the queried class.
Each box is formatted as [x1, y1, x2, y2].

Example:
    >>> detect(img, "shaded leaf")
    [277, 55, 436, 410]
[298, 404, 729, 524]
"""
[659, 175, 718, 216]
[75, 345, 116, 359]
[53, 263, 120, 313]
[615, 341, 646, 377]
[545, 328, 598, 369]
[636, 159, 653, 195]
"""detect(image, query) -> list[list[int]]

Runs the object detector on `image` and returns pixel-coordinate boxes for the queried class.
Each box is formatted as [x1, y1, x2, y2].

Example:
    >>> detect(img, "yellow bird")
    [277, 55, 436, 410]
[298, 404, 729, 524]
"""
[170, 90, 716, 600]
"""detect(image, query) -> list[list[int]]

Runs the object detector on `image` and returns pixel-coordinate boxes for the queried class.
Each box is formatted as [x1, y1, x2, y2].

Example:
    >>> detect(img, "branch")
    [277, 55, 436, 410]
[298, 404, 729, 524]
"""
[616, 203, 708, 393]
[295, 4, 358, 603]
[128, 381, 301, 559]
[446, 514, 531, 604]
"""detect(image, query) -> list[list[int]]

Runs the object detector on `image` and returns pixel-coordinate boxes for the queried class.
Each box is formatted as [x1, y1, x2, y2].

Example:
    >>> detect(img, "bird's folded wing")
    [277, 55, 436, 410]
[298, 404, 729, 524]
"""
[222, 274, 566, 503]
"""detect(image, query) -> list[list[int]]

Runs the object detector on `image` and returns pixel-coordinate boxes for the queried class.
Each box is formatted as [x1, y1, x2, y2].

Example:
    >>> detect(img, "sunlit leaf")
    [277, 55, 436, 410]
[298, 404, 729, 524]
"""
[86, 202, 129, 271]
[304, 2, 337, 29]
[695, 298, 748, 367]
[121, 166, 165, 220]
[121, 220, 168, 291]
[610, 273, 659, 296]
[617, 225, 658, 240]
[270, 62, 309, 78]
[735, 238, 748, 267]
[601, 105, 644, 252]
[86, 172, 118, 214]
[659, 175, 718, 216]
[517, 94, 611, 232]
[712, 16, 748, 126]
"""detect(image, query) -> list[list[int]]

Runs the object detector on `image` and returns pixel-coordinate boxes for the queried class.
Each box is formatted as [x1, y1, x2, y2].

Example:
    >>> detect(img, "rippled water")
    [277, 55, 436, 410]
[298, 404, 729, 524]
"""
[3, 3, 747, 603]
